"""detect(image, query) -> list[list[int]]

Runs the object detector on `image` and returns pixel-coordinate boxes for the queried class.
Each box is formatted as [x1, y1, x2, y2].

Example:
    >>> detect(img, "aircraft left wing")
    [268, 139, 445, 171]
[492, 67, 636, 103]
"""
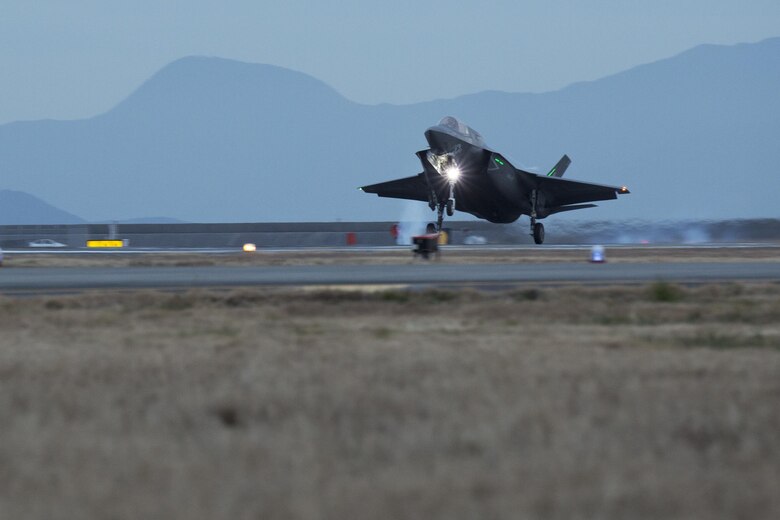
[360, 174, 429, 203]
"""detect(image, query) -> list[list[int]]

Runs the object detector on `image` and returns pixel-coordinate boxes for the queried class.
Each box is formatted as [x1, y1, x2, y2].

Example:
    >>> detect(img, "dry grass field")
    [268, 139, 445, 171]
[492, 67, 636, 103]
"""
[1, 282, 779, 519]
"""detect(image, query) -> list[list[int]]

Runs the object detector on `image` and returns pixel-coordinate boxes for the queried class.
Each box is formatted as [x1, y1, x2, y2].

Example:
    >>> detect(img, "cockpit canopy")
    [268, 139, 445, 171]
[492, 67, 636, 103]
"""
[437, 116, 486, 148]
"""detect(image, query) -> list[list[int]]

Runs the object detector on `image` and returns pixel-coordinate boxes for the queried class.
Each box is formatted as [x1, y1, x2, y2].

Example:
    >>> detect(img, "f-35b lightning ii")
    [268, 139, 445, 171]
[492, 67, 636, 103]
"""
[361, 116, 630, 244]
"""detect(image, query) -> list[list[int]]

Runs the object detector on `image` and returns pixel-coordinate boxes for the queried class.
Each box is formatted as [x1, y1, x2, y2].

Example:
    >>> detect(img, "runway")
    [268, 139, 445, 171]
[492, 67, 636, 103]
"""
[1, 261, 779, 292]
[4, 243, 780, 255]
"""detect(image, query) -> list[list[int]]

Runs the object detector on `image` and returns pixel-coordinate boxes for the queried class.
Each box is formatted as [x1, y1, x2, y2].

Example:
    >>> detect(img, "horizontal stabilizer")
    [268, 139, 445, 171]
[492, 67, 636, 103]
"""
[546, 204, 597, 216]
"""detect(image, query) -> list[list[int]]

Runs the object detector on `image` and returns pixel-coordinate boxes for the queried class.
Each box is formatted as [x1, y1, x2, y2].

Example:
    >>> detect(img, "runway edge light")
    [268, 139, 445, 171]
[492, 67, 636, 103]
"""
[590, 245, 606, 263]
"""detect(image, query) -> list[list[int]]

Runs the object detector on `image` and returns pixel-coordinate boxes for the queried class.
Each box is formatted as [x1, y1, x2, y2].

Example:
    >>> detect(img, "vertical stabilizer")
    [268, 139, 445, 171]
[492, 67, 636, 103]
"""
[546, 155, 571, 178]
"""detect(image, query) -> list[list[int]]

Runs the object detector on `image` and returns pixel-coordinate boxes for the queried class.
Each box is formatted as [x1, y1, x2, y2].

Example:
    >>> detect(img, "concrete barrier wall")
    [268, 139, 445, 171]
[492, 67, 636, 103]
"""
[0, 222, 501, 248]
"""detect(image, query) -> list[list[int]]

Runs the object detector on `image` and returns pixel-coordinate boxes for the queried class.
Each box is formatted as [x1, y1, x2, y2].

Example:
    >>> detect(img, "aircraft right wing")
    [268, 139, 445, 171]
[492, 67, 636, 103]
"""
[505, 151, 628, 210]
[536, 175, 630, 208]
[538, 173, 629, 207]
[360, 174, 430, 203]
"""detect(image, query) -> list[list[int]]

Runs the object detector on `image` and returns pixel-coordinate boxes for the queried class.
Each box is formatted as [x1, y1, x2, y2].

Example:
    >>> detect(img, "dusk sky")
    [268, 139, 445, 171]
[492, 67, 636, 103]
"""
[1, 1, 779, 124]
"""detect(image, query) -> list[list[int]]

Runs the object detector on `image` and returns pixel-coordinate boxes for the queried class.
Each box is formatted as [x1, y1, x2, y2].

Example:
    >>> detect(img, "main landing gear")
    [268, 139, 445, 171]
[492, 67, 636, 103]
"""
[531, 218, 545, 245]
[529, 188, 544, 244]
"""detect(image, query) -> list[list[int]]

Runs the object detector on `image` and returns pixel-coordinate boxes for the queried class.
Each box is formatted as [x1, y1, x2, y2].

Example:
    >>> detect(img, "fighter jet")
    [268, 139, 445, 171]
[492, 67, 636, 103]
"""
[360, 116, 630, 244]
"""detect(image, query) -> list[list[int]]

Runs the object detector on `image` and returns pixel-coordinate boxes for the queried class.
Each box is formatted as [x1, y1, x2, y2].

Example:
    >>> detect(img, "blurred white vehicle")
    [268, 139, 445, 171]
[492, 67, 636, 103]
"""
[28, 239, 66, 248]
[463, 235, 487, 245]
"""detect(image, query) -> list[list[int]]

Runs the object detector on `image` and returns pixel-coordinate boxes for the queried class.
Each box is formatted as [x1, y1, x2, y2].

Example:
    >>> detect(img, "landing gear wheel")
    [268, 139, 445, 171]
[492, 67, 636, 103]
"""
[446, 198, 454, 217]
[533, 222, 545, 245]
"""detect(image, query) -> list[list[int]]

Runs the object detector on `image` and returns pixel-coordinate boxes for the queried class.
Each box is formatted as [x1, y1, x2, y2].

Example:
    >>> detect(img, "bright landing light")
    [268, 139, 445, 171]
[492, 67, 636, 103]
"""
[445, 166, 461, 182]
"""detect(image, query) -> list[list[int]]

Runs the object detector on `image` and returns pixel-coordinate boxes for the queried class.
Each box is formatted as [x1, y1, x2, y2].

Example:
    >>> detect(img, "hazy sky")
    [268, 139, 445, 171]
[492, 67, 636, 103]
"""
[1, 1, 779, 124]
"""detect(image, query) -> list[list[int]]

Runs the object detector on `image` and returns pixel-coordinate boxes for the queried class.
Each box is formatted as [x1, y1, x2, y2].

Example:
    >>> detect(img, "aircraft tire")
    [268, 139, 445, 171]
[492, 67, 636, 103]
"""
[533, 222, 545, 244]
[446, 199, 454, 216]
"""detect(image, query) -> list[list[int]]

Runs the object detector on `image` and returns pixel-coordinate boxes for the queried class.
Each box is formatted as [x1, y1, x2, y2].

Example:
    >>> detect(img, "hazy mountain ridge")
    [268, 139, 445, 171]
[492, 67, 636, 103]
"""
[0, 190, 85, 224]
[0, 38, 778, 222]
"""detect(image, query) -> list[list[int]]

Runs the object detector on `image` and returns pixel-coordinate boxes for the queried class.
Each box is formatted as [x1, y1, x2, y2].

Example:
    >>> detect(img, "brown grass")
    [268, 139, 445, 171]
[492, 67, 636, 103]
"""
[1, 283, 779, 519]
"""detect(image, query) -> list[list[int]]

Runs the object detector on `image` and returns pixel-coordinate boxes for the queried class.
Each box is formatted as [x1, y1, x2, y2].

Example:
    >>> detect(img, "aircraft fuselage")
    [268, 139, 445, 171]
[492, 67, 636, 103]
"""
[423, 124, 525, 223]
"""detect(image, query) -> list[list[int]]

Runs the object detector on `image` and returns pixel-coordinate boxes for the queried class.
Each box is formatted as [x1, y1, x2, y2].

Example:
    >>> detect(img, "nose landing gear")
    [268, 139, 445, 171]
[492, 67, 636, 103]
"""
[433, 186, 456, 232]
[436, 202, 445, 232]
[445, 180, 457, 218]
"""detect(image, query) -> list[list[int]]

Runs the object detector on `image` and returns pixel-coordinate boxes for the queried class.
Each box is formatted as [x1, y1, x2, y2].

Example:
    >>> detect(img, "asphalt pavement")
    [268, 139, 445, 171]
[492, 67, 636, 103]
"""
[1, 262, 779, 292]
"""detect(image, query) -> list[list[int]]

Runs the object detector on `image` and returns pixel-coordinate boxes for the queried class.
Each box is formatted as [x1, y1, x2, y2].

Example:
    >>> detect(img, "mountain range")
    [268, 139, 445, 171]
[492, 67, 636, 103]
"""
[0, 37, 778, 223]
[0, 190, 85, 225]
